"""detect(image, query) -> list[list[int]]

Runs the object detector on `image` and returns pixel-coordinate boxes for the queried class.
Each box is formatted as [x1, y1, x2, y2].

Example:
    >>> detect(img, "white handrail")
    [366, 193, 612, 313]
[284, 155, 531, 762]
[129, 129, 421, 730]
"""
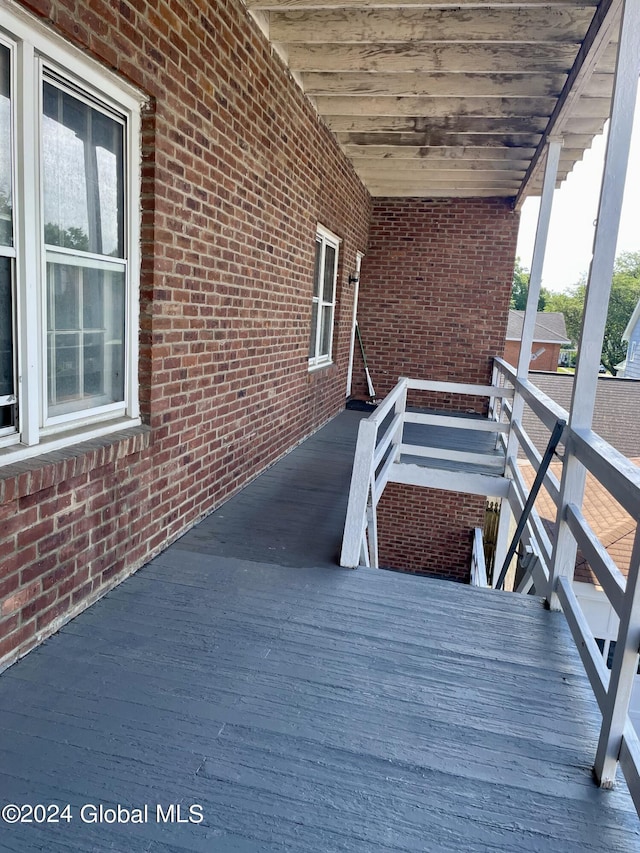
[341, 374, 514, 570]
[471, 528, 488, 588]
[494, 357, 640, 805]
[343, 361, 640, 807]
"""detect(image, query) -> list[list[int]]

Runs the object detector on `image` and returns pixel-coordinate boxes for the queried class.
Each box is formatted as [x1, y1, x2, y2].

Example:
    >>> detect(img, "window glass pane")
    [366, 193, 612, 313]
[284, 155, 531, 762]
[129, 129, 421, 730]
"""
[0, 256, 16, 430]
[42, 82, 124, 257]
[0, 44, 12, 247]
[48, 331, 80, 404]
[309, 301, 318, 358]
[48, 262, 80, 331]
[323, 244, 336, 302]
[47, 260, 125, 416]
[320, 304, 333, 357]
[0, 256, 13, 398]
[313, 239, 322, 299]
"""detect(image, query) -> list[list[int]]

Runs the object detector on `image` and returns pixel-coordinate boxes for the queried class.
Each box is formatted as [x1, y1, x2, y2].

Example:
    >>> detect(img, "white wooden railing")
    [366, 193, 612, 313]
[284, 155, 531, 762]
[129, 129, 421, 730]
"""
[471, 528, 489, 588]
[492, 357, 640, 809]
[340, 376, 514, 569]
[341, 363, 640, 809]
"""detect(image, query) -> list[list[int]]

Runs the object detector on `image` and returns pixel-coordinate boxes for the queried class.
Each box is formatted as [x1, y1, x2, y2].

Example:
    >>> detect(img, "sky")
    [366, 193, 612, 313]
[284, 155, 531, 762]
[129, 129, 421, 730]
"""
[515, 89, 640, 294]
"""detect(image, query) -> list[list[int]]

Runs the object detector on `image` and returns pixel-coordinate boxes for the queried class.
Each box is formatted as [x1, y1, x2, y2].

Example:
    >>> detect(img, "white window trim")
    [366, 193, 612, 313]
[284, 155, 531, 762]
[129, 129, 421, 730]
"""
[0, 3, 145, 467]
[309, 224, 340, 371]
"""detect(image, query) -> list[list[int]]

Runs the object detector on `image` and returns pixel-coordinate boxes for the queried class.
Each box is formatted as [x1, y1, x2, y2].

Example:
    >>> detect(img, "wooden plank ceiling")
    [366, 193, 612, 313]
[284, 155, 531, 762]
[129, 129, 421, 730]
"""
[246, 0, 621, 202]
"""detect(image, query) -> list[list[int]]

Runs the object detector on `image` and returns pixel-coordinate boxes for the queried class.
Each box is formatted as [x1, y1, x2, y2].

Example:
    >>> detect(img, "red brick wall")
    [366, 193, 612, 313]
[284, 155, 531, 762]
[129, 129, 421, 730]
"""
[377, 484, 486, 581]
[354, 198, 519, 409]
[357, 198, 518, 580]
[0, 0, 370, 667]
[504, 340, 561, 373]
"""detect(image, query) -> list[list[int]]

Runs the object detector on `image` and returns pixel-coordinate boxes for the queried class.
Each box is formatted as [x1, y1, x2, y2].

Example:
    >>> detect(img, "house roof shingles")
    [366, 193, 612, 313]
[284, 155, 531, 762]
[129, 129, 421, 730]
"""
[506, 310, 570, 344]
[521, 373, 640, 460]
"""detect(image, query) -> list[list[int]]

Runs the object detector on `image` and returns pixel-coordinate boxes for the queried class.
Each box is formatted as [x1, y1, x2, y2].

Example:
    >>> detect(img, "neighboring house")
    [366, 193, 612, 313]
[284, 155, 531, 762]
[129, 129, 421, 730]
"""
[620, 297, 640, 378]
[504, 310, 570, 372]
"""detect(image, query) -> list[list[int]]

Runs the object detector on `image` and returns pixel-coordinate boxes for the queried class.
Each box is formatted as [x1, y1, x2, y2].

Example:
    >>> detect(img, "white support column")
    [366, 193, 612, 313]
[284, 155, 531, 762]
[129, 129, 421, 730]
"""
[496, 139, 562, 581]
[516, 138, 564, 381]
[505, 138, 562, 465]
[548, 0, 640, 614]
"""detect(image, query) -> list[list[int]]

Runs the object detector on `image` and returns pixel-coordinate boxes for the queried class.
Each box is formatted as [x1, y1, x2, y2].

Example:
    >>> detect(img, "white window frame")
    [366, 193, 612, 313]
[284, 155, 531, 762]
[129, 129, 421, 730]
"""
[0, 4, 144, 466]
[308, 224, 340, 370]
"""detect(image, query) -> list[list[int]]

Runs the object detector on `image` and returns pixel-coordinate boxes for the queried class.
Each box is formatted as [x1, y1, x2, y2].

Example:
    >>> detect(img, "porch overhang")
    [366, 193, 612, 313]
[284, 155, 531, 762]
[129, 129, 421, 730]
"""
[246, 0, 620, 203]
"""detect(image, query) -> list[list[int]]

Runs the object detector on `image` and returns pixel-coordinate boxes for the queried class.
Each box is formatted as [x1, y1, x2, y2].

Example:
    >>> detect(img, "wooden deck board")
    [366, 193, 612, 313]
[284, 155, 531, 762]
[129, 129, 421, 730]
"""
[0, 411, 638, 851]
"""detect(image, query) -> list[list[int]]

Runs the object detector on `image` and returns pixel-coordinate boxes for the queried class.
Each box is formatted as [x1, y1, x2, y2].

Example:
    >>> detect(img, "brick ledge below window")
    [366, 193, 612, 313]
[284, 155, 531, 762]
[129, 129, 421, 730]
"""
[0, 422, 151, 504]
[308, 362, 338, 379]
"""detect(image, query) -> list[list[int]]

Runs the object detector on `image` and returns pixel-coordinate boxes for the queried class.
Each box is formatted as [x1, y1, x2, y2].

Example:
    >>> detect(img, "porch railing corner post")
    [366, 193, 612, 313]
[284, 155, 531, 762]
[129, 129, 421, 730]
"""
[594, 525, 640, 788]
[340, 418, 378, 568]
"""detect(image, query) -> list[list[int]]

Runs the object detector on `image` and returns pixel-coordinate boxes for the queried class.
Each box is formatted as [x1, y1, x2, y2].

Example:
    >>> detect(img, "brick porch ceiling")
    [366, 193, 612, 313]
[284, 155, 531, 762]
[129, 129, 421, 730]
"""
[245, 0, 620, 201]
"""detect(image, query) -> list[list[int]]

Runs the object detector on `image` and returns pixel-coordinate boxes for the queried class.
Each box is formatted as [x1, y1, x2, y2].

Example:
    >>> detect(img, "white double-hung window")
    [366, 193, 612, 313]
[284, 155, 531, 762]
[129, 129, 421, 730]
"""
[0, 8, 142, 463]
[308, 225, 339, 369]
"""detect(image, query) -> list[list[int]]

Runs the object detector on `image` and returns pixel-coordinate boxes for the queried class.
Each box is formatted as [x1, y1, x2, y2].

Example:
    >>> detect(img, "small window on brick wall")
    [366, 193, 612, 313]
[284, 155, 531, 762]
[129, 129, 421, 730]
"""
[308, 225, 340, 370]
[0, 7, 144, 465]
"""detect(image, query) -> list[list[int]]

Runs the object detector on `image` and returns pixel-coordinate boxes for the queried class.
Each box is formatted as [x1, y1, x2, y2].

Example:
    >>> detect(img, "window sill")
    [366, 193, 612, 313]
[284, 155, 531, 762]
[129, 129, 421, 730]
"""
[308, 359, 334, 374]
[0, 417, 147, 472]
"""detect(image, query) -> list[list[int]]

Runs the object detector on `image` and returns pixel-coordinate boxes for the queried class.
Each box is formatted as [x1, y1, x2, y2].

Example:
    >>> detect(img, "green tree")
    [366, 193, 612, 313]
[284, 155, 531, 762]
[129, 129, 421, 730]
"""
[43, 223, 89, 252]
[545, 285, 585, 346]
[511, 259, 548, 311]
[602, 251, 640, 373]
[544, 251, 640, 373]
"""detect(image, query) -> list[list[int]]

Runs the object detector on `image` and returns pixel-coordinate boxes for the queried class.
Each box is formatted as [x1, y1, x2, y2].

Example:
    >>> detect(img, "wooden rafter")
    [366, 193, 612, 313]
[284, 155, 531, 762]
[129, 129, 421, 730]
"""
[246, 0, 619, 199]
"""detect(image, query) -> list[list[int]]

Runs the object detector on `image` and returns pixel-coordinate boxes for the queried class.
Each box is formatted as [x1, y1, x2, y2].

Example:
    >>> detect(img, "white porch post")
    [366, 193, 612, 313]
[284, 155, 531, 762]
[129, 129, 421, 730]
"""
[548, 0, 640, 621]
[494, 139, 562, 582]
[514, 138, 563, 385]
[587, 0, 640, 788]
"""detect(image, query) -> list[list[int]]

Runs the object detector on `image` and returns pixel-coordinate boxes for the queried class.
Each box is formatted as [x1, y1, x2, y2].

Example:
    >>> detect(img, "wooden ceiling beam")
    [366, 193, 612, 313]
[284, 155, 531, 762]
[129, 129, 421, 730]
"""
[284, 42, 581, 73]
[315, 95, 556, 117]
[249, 0, 597, 9]
[356, 170, 527, 185]
[340, 144, 537, 162]
[354, 159, 526, 173]
[326, 114, 603, 134]
[325, 116, 542, 135]
[269, 8, 594, 44]
[302, 72, 567, 98]
[335, 131, 544, 146]
[516, 0, 621, 205]
[368, 187, 517, 197]
[567, 95, 612, 117]
[353, 157, 529, 172]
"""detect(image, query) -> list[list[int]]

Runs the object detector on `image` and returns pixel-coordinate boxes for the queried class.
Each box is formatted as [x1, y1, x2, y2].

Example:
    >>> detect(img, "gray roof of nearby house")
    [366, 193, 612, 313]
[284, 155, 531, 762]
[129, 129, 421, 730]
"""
[521, 372, 640, 459]
[506, 310, 570, 345]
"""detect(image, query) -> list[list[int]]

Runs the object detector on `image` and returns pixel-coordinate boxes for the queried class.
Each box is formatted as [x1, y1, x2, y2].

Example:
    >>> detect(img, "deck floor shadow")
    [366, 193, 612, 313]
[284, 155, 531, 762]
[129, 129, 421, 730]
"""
[0, 411, 638, 851]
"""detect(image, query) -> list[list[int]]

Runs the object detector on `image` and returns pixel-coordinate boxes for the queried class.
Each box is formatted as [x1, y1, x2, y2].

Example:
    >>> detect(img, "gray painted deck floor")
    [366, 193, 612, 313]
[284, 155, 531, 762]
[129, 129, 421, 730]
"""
[0, 411, 639, 852]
